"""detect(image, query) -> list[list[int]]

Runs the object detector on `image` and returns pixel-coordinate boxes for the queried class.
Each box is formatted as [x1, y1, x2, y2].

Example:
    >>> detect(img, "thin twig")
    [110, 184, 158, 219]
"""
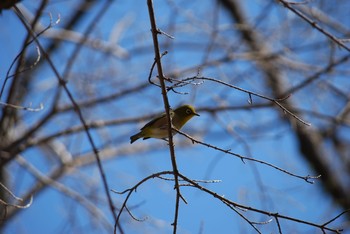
[275, 216, 283, 234]
[0, 182, 33, 209]
[321, 209, 350, 227]
[186, 76, 311, 126]
[178, 172, 343, 233]
[174, 129, 320, 184]
[148, 51, 168, 87]
[0, 13, 58, 100]
[0, 102, 43, 112]
[125, 205, 147, 222]
[112, 171, 174, 233]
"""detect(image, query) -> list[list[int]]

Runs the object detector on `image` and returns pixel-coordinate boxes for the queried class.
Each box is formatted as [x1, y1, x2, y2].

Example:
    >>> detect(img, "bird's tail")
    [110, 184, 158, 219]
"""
[130, 132, 143, 144]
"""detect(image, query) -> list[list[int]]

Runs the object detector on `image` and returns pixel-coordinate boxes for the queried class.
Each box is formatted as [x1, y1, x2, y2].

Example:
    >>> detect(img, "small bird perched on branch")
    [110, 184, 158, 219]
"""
[130, 104, 199, 144]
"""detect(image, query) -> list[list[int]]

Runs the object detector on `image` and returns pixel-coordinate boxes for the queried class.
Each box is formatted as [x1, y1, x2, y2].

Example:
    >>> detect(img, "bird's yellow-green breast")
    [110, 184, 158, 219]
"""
[130, 104, 199, 144]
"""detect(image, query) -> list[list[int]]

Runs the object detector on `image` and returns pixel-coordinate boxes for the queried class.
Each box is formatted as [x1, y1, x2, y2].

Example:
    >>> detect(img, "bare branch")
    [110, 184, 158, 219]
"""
[174, 129, 320, 184]
[186, 76, 311, 126]
[278, 0, 350, 52]
[0, 102, 43, 112]
[12, 3, 118, 226]
[147, 1, 183, 233]
[0, 182, 32, 209]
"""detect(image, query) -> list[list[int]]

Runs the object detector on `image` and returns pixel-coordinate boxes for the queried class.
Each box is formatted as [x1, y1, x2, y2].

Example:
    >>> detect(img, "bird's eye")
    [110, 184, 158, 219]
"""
[186, 109, 192, 114]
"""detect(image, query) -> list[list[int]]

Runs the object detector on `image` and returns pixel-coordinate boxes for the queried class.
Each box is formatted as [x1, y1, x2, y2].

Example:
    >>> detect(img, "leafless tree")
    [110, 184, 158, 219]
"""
[0, 0, 349, 233]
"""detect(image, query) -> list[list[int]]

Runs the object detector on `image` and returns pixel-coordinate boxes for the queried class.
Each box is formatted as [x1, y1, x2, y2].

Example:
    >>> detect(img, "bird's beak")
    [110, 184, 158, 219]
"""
[194, 112, 200, 116]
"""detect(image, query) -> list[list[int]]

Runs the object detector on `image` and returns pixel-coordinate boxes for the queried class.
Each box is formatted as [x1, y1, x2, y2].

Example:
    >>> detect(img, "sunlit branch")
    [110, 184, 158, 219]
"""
[0, 182, 32, 209]
[0, 102, 43, 112]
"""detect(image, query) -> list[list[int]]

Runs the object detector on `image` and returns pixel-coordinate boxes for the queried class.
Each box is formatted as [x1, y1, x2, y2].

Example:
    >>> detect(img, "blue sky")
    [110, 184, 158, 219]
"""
[1, 1, 349, 233]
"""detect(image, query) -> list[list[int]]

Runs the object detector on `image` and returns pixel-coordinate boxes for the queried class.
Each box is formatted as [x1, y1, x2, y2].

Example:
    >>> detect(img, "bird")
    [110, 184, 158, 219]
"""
[130, 104, 199, 144]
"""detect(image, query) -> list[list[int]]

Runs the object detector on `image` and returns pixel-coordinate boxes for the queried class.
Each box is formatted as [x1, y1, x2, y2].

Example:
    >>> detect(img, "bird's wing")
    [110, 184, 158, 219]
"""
[140, 113, 166, 130]
[140, 110, 174, 130]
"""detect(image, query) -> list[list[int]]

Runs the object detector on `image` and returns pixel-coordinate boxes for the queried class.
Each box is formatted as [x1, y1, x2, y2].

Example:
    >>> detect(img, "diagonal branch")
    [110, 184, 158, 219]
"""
[12, 5, 118, 227]
[278, 0, 350, 52]
[174, 129, 320, 183]
[219, 0, 350, 213]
